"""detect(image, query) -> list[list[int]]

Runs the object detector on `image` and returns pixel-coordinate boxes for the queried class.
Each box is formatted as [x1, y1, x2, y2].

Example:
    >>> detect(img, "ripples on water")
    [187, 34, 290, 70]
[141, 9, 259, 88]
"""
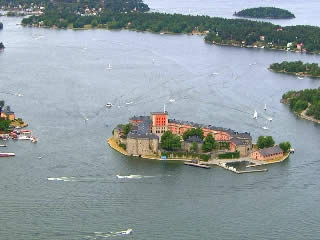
[1, 6, 320, 239]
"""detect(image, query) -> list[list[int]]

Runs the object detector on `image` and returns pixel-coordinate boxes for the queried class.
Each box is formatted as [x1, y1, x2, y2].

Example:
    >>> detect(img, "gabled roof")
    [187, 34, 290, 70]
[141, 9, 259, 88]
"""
[258, 145, 283, 157]
[185, 136, 203, 143]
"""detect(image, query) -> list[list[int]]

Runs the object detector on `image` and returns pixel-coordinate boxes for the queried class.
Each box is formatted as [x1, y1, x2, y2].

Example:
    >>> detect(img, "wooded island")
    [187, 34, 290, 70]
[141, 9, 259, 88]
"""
[282, 88, 320, 122]
[270, 61, 320, 77]
[234, 7, 295, 19]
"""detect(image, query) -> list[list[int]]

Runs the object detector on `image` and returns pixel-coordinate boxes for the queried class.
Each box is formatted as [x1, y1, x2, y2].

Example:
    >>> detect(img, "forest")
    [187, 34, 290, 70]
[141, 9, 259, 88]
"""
[282, 88, 320, 120]
[234, 7, 295, 19]
[0, 0, 149, 13]
[270, 61, 320, 77]
[21, 9, 320, 53]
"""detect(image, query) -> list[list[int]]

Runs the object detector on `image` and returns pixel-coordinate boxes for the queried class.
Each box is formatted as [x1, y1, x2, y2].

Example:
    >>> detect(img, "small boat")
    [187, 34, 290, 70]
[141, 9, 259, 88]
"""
[298, 77, 304, 80]
[0, 153, 15, 157]
[106, 63, 112, 70]
[17, 135, 32, 140]
[267, 117, 273, 122]
[264, 104, 267, 111]
[105, 103, 112, 108]
[169, 98, 175, 103]
[262, 126, 269, 130]
[31, 137, 38, 143]
[0, 144, 7, 147]
[253, 110, 258, 119]
[121, 229, 133, 235]
[125, 101, 133, 105]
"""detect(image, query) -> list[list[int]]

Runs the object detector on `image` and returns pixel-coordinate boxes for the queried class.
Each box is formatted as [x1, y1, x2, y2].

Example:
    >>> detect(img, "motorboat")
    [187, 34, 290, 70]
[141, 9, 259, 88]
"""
[264, 104, 267, 111]
[169, 98, 175, 103]
[105, 103, 112, 108]
[0, 152, 15, 157]
[106, 63, 112, 70]
[253, 110, 258, 119]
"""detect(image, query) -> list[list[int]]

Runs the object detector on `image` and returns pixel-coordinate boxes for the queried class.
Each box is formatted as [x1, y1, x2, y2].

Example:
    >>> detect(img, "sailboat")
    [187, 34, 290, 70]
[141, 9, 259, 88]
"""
[262, 120, 269, 130]
[253, 110, 258, 119]
[106, 63, 112, 70]
[264, 104, 267, 111]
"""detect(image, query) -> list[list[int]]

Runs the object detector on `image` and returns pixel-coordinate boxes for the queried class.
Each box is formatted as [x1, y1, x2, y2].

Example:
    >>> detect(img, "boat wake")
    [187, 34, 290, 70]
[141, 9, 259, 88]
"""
[47, 177, 77, 182]
[116, 174, 155, 179]
[86, 229, 133, 239]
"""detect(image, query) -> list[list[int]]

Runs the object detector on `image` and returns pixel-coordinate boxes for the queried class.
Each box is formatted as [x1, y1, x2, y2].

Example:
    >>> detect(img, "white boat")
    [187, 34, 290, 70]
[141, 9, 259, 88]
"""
[18, 135, 32, 140]
[105, 103, 112, 108]
[264, 104, 267, 111]
[298, 77, 304, 80]
[262, 120, 269, 130]
[106, 63, 112, 70]
[120, 229, 133, 235]
[31, 137, 38, 143]
[0, 144, 7, 147]
[253, 110, 258, 119]
[125, 101, 133, 105]
[267, 117, 273, 122]
[169, 98, 175, 103]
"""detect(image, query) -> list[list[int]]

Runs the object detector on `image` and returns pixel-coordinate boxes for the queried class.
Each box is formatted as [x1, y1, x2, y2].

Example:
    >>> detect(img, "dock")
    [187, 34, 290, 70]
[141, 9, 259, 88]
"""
[236, 169, 268, 174]
[184, 162, 211, 169]
[217, 162, 267, 174]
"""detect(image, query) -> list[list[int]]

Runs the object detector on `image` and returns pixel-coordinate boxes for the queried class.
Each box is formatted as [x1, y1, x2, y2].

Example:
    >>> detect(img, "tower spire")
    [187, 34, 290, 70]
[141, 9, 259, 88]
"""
[164, 104, 166, 113]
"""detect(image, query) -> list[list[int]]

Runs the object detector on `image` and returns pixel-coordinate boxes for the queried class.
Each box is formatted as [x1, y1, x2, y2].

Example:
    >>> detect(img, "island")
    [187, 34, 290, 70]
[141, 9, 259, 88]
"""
[0, 22, 3, 29]
[18, 1, 320, 54]
[108, 111, 292, 173]
[234, 7, 295, 19]
[270, 61, 320, 78]
[0, 42, 4, 50]
[281, 88, 320, 124]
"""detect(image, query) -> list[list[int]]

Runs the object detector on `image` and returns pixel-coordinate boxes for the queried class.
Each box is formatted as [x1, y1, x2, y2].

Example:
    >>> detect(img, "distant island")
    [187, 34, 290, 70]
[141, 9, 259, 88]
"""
[281, 88, 320, 123]
[270, 61, 320, 78]
[20, 1, 320, 54]
[0, 42, 4, 50]
[0, 22, 3, 29]
[234, 7, 295, 19]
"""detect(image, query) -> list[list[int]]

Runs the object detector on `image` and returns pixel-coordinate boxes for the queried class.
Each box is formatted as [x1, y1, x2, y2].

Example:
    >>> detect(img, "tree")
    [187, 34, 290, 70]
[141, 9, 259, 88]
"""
[257, 136, 275, 149]
[202, 133, 216, 152]
[161, 131, 181, 151]
[0, 118, 11, 132]
[279, 142, 291, 153]
[123, 123, 132, 137]
[190, 142, 198, 153]
[182, 128, 204, 140]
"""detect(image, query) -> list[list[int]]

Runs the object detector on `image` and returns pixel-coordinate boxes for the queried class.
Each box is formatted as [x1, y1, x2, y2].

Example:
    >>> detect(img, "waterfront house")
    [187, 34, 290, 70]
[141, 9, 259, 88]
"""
[0, 109, 15, 120]
[297, 43, 303, 51]
[250, 146, 283, 161]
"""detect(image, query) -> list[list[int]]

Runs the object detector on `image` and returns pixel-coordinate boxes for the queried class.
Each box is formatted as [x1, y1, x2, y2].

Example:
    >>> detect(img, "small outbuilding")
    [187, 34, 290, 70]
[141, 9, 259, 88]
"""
[250, 145, 284, 161]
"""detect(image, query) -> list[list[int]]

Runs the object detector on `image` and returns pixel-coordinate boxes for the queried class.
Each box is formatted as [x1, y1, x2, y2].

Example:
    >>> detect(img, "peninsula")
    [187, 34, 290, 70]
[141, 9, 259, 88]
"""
[281, 88, 320, 123]
[270, 61, 320, 78]
[234, 7, 295, 19]
[108, 111, 292, 171]
[20, 5, 320, 54]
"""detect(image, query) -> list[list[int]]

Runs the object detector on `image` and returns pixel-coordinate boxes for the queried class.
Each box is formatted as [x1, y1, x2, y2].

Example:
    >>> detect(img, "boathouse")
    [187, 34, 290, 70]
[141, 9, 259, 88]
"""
[250, 145, 283, 161]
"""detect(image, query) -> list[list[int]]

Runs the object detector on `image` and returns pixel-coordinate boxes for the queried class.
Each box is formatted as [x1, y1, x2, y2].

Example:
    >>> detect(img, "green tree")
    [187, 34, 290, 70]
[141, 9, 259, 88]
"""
[279, 142, 291, 153]
[190, 142, 198, 153]
[0, 118, 11, 132]
[182, 128, 204, 140]
[202, 133, 216, 152]
[161, 131, 181, 151]
[123, 123, 132, 137]
[257, 136, 275, 149]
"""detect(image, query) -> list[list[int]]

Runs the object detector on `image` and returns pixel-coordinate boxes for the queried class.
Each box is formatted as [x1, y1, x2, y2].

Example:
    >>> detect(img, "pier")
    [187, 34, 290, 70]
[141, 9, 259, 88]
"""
[184, 162, 211, 169]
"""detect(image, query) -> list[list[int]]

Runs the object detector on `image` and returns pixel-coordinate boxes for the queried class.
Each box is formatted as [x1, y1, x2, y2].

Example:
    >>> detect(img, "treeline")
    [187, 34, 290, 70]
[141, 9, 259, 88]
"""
[0, 22, 3, 29]
[0, 42, 4, 49]
[282, 88, 320, 119]
[234, 7, 295, 19]
[270, 61, 320, 77]
[21, 10, 320, 53]
[0, 0, 149, 13]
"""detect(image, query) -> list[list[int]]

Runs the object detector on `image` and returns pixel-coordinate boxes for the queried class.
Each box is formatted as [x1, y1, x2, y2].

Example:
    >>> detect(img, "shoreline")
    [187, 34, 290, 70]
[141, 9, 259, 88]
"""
[269, 68, 320, 78]
[281, 101, 320, 124]
[107, 137, 290, 168]
[20, 23, 320, 55]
